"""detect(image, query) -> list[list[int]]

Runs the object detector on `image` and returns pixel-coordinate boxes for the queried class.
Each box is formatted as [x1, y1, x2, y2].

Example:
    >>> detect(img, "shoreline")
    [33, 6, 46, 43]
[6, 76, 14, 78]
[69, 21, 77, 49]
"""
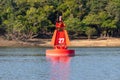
[0, 37, 120, 47]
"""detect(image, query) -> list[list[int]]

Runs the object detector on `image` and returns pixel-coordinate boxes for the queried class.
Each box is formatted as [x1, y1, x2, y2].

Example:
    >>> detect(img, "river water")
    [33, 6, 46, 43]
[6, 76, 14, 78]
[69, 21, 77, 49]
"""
[0, 47, 120, 80]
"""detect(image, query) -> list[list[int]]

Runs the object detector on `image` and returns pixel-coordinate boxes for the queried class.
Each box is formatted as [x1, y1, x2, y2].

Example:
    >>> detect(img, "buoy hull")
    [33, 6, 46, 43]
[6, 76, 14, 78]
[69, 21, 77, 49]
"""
[46, 49, 75, 56]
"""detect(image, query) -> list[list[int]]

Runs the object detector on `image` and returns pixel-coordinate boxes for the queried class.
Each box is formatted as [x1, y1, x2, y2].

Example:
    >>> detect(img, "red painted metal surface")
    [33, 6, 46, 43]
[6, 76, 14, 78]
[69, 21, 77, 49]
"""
[46, 16, 75, 56]
[46, 49, 75, 56]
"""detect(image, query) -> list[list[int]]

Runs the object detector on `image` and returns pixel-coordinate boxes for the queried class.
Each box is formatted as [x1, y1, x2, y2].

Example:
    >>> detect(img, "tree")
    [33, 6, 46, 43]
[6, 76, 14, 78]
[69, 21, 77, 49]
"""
[85, 27, 96, 39]
[0, 0, 120, 40]
[65, 17, 86, 38]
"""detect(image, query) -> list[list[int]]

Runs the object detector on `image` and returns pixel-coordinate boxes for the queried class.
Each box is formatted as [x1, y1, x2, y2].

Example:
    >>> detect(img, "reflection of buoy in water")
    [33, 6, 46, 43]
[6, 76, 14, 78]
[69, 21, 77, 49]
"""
[46, 15, 75, 56]
[46, 56, 71, 63]
[46, 56, 71, 80]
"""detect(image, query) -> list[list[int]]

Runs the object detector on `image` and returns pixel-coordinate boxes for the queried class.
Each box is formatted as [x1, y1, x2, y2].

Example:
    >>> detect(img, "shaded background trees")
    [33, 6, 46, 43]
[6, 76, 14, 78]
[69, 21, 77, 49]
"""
[0, 0, 120, 40]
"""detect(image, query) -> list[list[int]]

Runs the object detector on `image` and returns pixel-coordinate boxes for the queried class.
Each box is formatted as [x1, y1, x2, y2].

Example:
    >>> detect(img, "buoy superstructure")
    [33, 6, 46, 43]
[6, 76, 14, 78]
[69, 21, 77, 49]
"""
[46, 15, 75, 56]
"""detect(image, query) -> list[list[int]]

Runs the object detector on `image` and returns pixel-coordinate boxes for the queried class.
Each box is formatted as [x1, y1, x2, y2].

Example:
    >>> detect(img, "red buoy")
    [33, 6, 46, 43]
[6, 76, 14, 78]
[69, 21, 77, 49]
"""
[46, 49, 75, 56]
[46, 15, 75, 56]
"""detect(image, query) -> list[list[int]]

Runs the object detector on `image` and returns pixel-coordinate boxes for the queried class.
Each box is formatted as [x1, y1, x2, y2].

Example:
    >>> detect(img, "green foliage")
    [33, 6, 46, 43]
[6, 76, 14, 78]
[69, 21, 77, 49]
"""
[64, 17, 87, 38]
[85, 27, 96, 39]
[0, 0, 120, 40]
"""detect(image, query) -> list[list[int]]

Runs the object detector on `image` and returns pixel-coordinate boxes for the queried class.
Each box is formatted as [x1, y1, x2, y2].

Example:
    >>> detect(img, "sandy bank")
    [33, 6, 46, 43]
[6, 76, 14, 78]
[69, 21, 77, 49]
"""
[70, 38, 120, 47]
[0, 37, 120, 47]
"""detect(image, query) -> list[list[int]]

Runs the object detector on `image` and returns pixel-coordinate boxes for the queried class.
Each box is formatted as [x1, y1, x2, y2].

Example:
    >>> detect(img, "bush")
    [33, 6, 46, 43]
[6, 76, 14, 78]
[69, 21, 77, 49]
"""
[85, 27, 96, 39]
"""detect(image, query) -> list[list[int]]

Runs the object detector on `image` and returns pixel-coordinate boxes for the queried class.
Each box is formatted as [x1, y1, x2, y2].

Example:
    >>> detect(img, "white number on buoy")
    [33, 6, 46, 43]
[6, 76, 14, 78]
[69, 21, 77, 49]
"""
[58, 38, 64, 43]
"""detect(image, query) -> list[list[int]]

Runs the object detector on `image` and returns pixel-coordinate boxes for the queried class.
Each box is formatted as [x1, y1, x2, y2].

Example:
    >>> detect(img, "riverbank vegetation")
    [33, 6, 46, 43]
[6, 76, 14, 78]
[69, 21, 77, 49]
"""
[0, 0, 120, 41]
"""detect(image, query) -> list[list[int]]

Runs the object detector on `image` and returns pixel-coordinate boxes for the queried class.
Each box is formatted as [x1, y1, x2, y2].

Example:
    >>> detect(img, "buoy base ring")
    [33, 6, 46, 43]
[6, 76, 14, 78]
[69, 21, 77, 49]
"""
[46, 49, 75, 56]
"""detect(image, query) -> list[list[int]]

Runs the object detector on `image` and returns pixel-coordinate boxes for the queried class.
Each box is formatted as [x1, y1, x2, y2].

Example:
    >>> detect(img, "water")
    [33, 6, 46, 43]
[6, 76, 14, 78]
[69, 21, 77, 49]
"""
[0, 47, 120, 80]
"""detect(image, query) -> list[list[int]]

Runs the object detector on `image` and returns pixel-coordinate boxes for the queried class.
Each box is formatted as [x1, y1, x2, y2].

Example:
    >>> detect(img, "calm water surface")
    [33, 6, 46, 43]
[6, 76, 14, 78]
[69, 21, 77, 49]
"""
[0, 47, 120, 80]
